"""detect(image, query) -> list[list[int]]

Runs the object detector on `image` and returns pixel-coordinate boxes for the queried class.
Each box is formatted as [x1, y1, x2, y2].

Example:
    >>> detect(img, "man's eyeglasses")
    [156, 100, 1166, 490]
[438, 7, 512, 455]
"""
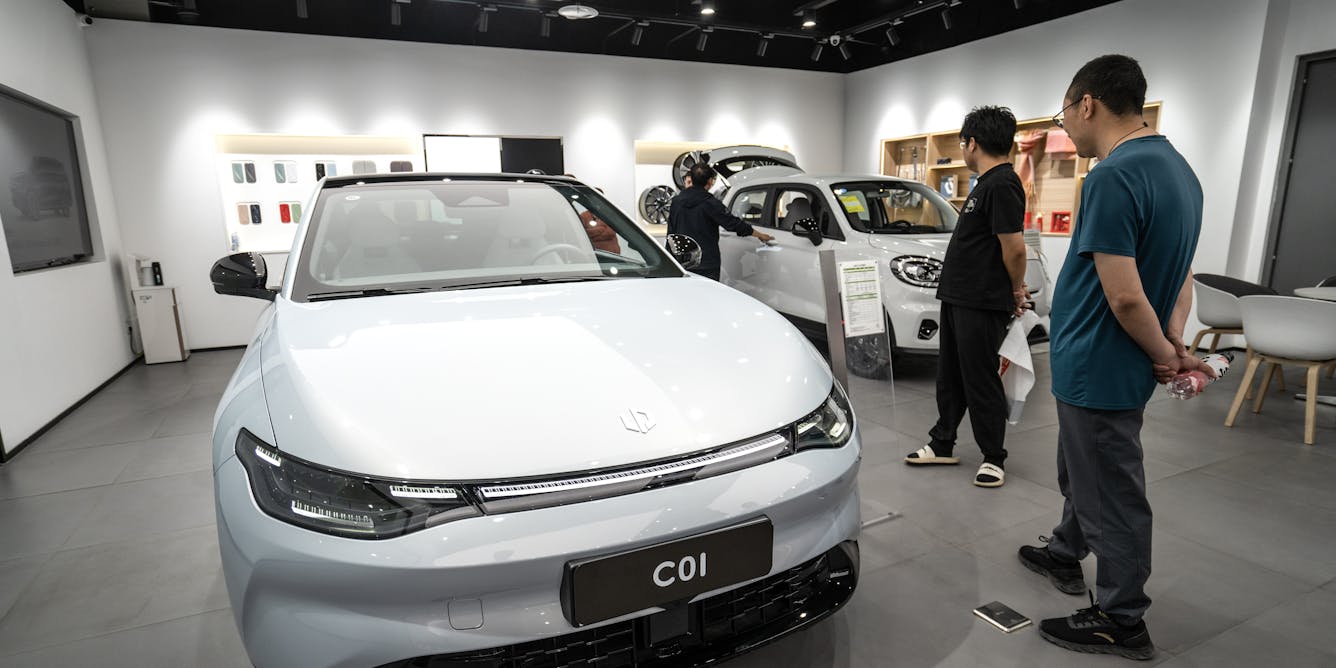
[1052, 99, 1080, 129]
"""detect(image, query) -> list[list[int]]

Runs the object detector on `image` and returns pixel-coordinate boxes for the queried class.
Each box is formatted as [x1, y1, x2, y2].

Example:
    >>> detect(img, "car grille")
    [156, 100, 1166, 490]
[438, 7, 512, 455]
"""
[378, 542, 858, 668]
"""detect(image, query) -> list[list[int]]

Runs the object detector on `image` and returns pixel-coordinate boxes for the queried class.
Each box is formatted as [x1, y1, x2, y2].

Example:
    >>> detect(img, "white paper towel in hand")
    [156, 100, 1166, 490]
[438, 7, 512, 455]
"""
[999, 309, 1042, 425]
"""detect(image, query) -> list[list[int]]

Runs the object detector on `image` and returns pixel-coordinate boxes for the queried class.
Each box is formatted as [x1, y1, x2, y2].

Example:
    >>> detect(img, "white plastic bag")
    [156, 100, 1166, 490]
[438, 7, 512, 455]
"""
[999, 309, 1041, 424]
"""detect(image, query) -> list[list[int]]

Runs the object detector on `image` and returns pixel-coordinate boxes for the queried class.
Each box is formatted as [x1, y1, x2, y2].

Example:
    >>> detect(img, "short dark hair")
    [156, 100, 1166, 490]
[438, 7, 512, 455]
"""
[689, 162, 716, 188]
[1065, 54, 1147, 117]
[960, 106, 1016, 157]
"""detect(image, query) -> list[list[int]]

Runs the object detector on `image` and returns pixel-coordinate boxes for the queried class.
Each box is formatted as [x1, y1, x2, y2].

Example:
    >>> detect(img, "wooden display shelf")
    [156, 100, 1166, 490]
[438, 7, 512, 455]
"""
[879, 102, 1161, 237]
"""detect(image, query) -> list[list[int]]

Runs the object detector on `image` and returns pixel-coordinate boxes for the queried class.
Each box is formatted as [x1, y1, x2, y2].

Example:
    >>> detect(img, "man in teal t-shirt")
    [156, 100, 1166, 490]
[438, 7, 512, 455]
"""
[1015, 55, 1212, 661]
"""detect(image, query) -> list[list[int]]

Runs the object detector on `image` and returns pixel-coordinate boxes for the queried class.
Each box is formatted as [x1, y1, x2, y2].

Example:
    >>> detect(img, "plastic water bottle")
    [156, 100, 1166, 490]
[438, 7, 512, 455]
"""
[1166, 353, 1233, 400]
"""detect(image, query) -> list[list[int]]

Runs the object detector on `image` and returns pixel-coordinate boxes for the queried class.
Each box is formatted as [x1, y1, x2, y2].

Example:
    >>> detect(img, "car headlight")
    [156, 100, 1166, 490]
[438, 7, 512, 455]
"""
[792, 384, 854, 451]
[235, 429, 479, 540]
[889, 255, 943, 288]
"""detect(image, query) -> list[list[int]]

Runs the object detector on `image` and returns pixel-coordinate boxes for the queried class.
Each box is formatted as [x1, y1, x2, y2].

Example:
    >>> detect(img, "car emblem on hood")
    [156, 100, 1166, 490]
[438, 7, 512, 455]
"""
[621, 410, 656, 434]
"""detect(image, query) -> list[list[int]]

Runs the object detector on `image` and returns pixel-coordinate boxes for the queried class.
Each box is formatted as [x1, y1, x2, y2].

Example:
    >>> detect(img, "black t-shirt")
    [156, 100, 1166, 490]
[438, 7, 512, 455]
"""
[935, 163, 1025, 312]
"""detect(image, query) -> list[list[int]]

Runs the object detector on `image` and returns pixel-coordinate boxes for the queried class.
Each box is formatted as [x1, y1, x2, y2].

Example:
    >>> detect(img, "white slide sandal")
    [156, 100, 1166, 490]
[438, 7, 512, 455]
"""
[905, 445, 961, 465]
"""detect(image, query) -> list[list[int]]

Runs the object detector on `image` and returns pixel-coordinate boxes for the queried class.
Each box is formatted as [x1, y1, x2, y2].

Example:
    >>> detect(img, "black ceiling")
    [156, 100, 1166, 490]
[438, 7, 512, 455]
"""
[66, 0, 1123, 73]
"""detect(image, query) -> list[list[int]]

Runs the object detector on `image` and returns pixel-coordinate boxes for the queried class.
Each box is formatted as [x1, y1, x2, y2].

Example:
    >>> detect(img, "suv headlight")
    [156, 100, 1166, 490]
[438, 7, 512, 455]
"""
[792, 384, 854, 451]
[889, 255, 943, 288]
[235, 429, 479, 540]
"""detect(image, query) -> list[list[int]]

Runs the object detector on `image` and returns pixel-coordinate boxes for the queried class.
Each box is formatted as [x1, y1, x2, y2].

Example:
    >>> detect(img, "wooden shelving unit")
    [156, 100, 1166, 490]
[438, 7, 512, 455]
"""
[878, 102, 1161, 237]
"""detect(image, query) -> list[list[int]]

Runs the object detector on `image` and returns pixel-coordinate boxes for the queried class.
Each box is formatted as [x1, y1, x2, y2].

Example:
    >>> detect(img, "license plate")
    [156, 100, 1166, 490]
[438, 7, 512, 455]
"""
[561, 518, 773, 627]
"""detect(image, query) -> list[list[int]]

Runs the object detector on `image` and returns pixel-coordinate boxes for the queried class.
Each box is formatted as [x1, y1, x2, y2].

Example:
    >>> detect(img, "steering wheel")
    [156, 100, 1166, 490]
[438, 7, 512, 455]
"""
[529, 243, 588, 265]
[888, 219, 913, 229]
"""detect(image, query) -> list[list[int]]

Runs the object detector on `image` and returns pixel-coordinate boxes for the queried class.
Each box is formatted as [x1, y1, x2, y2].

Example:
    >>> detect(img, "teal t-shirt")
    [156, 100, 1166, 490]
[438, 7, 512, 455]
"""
[1050, 135, 1202, 410]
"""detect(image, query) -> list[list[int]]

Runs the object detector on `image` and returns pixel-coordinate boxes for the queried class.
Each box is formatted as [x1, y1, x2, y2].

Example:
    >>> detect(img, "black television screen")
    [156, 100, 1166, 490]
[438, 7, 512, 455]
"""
[0, 86, 93, 273]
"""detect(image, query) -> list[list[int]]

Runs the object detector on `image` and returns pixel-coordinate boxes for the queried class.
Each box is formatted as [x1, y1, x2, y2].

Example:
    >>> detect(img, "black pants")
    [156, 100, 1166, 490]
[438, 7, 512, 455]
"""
[928, 302, 1010, 465]
[1047, 400, 1153, 624]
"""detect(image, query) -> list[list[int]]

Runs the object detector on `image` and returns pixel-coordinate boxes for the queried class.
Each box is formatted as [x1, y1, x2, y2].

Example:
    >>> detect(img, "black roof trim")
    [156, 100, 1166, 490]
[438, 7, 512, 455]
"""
[320, 173, 578, 188]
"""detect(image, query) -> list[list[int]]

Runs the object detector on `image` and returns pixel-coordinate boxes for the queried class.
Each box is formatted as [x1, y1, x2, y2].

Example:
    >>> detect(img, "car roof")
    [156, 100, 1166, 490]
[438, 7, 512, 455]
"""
[729, 172, 917, 188]
[320, 173, 579, 188]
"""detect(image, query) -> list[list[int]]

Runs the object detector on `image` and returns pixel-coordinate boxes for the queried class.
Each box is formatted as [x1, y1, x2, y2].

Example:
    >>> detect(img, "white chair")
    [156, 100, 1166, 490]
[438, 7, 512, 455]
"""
[1193, 273, 1285, 396]
[1225, 296, 1336, 445]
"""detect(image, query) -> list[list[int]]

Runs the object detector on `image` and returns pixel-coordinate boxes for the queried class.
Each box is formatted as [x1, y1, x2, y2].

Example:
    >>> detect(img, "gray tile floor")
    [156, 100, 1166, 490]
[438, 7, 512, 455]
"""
[1, 348, 1334, 666]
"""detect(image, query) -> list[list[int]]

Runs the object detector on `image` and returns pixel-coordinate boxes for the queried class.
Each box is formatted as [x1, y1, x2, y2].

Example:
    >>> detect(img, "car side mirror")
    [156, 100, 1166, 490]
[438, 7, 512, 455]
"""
[211, 252, 277, 301]
[665, 234, 702, 270]
[793, 218, 823, 247]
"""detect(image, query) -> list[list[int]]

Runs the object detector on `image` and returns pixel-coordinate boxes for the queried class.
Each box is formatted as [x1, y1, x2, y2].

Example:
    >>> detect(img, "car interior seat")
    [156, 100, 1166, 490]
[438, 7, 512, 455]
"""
[332, 203, 422, 280]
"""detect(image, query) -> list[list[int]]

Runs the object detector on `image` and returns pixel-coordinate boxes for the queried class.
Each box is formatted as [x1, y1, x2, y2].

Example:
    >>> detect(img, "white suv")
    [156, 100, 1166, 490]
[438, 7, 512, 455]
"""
[704, 148, 1051, 376]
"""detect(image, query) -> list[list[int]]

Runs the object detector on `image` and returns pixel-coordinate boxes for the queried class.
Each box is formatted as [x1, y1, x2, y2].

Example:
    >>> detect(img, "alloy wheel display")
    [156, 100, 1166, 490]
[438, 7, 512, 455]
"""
[638, 184, 676, 225]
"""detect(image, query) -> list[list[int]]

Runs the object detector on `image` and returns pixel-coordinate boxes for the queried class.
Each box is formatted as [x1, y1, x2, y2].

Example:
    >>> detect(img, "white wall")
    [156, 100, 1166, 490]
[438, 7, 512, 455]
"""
[1228, 0, 1336, 281]
[0, 0, 134, 452]
[843, 0, 1272, 303]
[83, 21, 846, 348]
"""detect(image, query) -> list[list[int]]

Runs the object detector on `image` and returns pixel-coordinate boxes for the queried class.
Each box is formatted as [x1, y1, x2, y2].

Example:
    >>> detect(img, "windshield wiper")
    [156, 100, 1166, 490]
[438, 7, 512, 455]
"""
[306, 287, 437, 301]
[442, 275, 617, 291]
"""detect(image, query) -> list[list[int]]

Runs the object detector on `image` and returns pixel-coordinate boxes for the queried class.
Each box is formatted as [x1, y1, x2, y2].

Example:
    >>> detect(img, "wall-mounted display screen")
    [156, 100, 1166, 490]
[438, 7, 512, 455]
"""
[0, 86, 93, 273]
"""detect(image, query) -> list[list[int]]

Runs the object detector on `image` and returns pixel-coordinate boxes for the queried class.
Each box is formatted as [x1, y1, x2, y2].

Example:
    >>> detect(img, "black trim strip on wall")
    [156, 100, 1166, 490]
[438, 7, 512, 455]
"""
[0, 356, 141, 465]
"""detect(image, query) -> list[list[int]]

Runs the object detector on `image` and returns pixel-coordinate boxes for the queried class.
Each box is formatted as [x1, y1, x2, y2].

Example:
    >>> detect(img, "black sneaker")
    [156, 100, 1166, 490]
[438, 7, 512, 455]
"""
[1018, 537, 1086, 595]
[1039, 594, 1156, 661]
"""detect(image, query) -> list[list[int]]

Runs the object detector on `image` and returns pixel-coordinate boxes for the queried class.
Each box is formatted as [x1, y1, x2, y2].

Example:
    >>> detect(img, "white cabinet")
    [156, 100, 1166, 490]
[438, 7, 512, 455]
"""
[133, 287, 190, 364]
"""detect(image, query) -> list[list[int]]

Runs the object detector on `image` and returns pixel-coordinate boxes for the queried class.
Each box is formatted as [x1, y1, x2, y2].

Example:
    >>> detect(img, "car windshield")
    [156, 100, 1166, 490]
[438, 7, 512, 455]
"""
[291, 179, 680, 301]
[831, 181, 958, 234]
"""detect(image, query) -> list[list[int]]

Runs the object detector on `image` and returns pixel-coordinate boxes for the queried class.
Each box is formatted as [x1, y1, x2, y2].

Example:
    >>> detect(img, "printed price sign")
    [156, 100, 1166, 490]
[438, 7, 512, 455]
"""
[838, 261, 884, 337]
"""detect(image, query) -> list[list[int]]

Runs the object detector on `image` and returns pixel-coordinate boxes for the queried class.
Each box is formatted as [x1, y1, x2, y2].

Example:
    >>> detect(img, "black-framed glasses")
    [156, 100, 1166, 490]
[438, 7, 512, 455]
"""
[1052, 99, 1079, 129]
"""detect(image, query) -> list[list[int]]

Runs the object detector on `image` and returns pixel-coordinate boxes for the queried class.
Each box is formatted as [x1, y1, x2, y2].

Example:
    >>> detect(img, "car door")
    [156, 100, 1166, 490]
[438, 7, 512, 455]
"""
[719, 187, 777, 306]
[759, 187, 840, 323]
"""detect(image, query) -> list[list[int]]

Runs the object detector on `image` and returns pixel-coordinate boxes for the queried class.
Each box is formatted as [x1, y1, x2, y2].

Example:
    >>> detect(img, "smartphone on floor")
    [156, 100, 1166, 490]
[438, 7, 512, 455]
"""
[973, 601, 1031, 633]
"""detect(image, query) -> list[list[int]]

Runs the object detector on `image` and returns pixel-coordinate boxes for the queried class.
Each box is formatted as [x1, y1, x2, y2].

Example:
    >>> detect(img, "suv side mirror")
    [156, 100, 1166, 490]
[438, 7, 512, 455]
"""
[665, 234, 702, 270]
[793, 218, 824, 247]
[211, 252, 277, 301]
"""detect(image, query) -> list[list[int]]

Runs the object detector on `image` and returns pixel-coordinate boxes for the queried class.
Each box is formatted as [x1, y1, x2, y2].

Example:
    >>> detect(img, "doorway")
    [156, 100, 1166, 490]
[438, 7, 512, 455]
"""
[1264, 50, 1336, 293]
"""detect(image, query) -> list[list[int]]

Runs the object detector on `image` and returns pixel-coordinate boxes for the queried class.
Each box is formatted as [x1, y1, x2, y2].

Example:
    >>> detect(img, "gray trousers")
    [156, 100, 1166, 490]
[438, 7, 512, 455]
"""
[1047, 400, 1153, 624]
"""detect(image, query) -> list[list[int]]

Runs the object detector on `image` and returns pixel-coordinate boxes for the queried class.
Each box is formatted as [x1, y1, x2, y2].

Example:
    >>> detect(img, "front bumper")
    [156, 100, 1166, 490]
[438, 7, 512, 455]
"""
[380, 541, 858, 668]
[216, 433, 861, 668]
[885, 283, 940, 353]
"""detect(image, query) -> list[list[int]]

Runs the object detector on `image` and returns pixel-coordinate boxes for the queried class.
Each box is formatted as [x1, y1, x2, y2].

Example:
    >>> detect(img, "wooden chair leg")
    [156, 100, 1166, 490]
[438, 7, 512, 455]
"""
[1209, 332, 1222, 354]
[1190, 330, 1207, 354]
[1305, 364, 1320, 445]
[1227, 355, 1263, 427]
[1253, 363, 1277, 413]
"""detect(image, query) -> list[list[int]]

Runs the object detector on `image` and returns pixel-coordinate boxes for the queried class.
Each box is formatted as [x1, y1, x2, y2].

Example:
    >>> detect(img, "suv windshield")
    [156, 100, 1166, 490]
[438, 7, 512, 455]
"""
[291, 179, 680, 301]
[831, 181, 958, 235]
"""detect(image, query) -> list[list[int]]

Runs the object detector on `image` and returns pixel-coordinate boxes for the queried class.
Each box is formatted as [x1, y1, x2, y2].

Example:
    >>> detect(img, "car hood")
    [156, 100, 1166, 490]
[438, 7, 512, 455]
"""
[866, 233, 952, 257]
[257, 278, 832, 480]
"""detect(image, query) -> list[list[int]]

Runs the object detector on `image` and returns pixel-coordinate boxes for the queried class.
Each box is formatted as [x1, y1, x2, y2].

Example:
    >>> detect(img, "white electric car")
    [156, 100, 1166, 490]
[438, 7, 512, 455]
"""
[697, 147, 1051, 376]
[209, 173, 861, 668]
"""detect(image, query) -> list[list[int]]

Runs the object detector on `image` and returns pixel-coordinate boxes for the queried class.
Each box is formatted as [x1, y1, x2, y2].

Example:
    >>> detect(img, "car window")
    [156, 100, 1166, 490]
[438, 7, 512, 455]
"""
[292, 181, 679, 300]
[832, 181, 958, 234]
[730, 189, 770, 227]
[773, 189, 818, 233]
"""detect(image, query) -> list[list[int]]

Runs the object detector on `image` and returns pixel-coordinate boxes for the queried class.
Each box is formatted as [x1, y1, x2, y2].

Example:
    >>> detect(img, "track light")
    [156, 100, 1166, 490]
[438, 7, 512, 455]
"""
[696, 26, 712, 51]
[390, 2, 402, 26]
[757, 33, 772, 57]
[1013, 0, 1026, 7]
[540, 12, 552, 37]
[631, 20, 648, 46]
[941, 7, 953, 30]
[885, 22, 901, 46]
[801, 11, 816, 28]
[811, 41, 824, 61]
[477, 5, 496, 33]
[838, 40, 851, 61]
[296, 0, 307, 19]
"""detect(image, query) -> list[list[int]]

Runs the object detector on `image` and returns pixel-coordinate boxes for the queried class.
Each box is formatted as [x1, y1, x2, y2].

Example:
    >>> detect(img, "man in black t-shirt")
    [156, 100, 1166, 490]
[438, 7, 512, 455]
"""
[905, 106, 1028, 488]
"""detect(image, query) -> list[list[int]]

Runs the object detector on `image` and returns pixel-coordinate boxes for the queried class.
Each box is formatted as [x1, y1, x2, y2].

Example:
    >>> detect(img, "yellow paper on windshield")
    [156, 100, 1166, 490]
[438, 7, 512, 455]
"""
[839, 194, 866, 213]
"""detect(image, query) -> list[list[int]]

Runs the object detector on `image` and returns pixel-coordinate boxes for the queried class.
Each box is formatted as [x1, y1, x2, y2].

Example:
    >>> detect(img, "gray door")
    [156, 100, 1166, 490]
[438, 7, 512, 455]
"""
[1267, 53, 1336, 294]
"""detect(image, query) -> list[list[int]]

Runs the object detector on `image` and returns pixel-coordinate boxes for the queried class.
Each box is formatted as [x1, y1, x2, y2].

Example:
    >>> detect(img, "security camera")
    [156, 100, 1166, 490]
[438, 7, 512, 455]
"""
[828, 34, 842, 46]
[76, 13, 93, 27]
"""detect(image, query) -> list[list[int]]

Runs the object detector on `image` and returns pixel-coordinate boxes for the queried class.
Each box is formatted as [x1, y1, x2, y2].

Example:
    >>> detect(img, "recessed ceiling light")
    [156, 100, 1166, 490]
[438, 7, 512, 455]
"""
[801, 11, 816, 28]
[557, 4, 598, 20]
[700, 6, 715, 16]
